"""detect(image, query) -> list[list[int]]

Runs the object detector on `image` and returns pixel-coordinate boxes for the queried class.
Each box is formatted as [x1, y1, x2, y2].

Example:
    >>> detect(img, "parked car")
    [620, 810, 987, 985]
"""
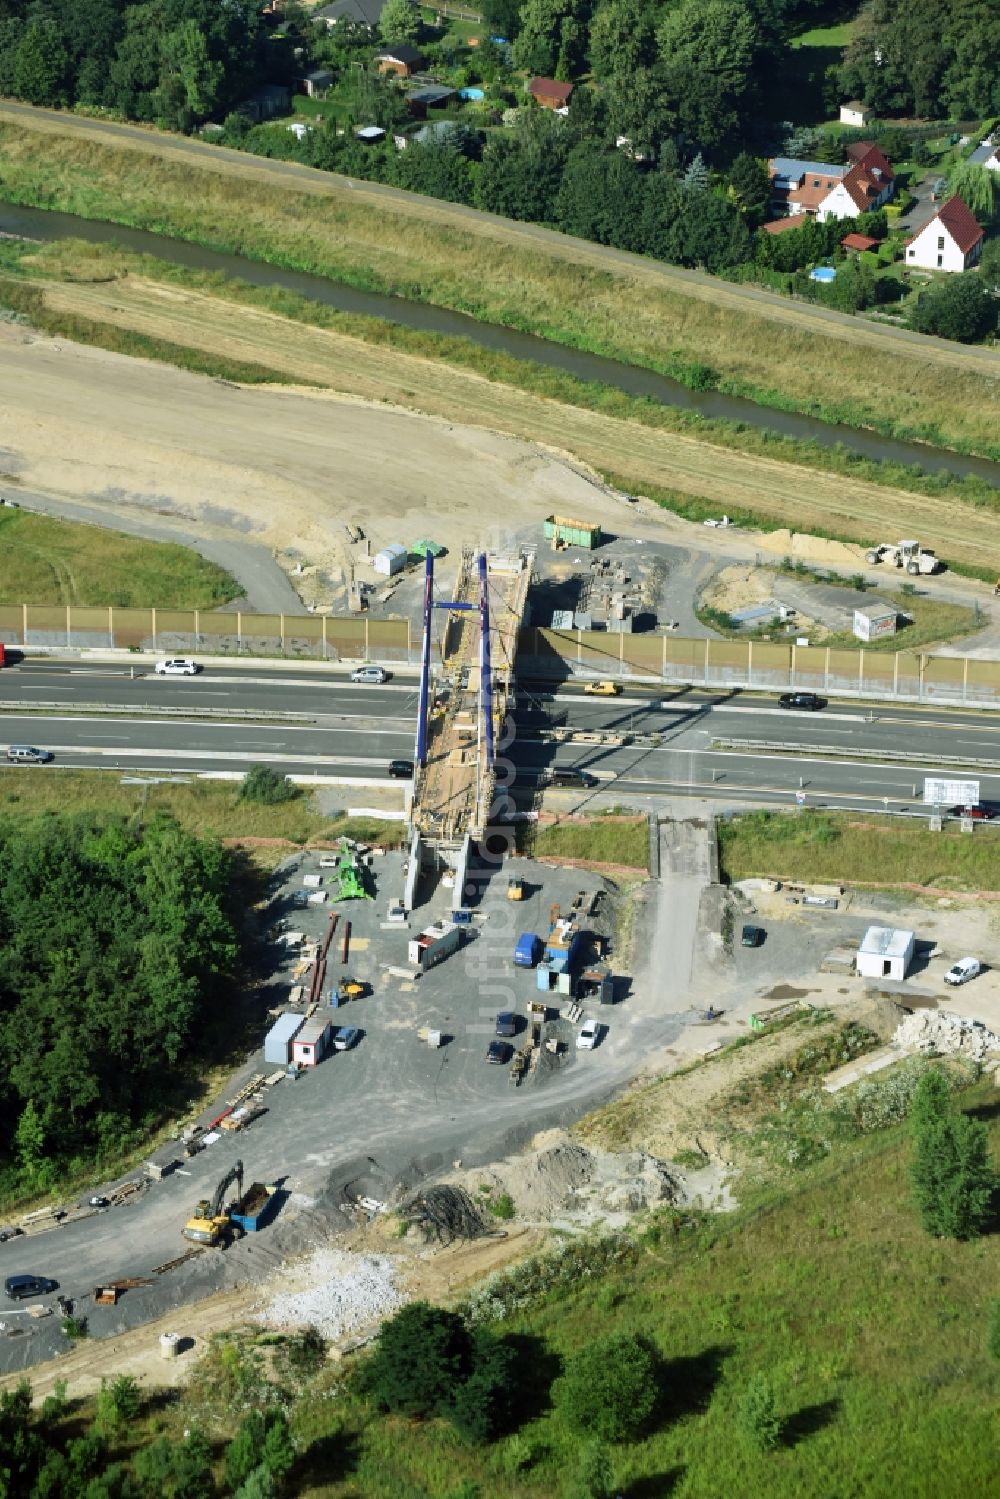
[951, 804, 994, 821]
[332, 1026, 362, 1051]
[0, 1226, 24, 1243]
[5, 1274, 58, 1300]
[778, 692, 825, 711]
[351, 666, 388, 684]
[545, 767, 596, 788]
[388, 759, 414, 779]
[584, 680, 621, 696]
[944, 957, 981, 986]
[155, 657, 200, 676]
[6, 745, 53, 764]
[486, 1040, 513, 1064]
[495, 1011, 520, 1038]
[741, 924, 765, 948]
[576, 1018, 604, 1050]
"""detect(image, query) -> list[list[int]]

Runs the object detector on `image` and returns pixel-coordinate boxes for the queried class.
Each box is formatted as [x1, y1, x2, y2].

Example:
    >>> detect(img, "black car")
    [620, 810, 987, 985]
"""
[778, 692, 825, 711]
[486, 1040, 513, 1064]
[741, 924, 765, 948]
[495, 1011, 520, 1038]
[5, 1274, 58, 1300]
[388, 760, 414, 779]
[546, 768, 596, 788]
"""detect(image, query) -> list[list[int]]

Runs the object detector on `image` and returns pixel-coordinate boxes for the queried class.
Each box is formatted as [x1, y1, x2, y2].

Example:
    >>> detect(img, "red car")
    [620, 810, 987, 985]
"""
[952, 804, 994, 820]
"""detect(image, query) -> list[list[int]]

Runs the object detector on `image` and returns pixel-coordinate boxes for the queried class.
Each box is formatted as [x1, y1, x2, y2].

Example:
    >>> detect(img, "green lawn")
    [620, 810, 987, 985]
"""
[531, 815, 650, 869]
[790, 21, 856, 49]
[0, 507, 238, 608]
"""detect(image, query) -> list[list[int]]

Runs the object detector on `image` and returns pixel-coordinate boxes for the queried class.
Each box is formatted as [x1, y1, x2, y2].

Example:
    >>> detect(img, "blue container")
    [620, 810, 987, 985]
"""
[515, 932, 542, 967]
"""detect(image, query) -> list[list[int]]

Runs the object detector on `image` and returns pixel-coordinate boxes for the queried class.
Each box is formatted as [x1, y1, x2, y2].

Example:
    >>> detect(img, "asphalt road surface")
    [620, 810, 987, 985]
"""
[1, 659, 999, 813]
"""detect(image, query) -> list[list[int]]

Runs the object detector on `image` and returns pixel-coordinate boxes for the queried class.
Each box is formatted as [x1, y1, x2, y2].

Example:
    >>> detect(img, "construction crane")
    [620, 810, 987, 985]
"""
[334, 841, 372, 901]
[182, 1160, 244, 1247]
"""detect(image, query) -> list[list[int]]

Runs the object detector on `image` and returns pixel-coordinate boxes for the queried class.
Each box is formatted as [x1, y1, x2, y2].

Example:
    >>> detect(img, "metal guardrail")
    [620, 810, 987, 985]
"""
[712, 736, 1000, 771]
[0, 699, 314, 723]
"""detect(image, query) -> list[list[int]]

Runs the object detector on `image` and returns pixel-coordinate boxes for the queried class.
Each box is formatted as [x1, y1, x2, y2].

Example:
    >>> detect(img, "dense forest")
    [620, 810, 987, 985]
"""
[0, 813, 240, 1196]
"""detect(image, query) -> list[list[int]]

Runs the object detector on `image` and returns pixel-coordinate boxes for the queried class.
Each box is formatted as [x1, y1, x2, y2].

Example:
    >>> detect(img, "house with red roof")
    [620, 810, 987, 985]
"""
[816, 143, 894, 222]
[905, 196, 984, 272]
[528, 77, 573, 111]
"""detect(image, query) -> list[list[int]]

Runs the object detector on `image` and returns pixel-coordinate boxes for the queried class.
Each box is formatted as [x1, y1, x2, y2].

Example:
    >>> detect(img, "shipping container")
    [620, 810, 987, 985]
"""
[263, 1012, 306, 1066]
[291, 1014, 334, 1067]
[514, 932, 542, 967]
[543, 515, 602, 550]
[408, 920, 461, 971]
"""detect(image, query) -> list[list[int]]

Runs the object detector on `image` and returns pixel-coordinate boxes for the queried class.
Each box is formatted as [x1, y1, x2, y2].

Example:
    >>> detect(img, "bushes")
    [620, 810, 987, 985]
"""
[240, 766, 300, 804]
[909, 1068, 995, 1240]
[552, 1333, 658, 1443]
[365, 1302, 515, 1442]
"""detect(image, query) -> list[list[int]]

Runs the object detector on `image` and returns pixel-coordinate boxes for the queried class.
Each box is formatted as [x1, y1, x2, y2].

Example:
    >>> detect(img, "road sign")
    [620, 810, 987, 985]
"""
[795, 790, 806, 806]
[922, 777, 979, 807]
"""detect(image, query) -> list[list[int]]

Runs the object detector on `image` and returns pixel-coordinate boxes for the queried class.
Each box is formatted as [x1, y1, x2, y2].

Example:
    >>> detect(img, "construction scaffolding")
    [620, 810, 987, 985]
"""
[411, 547, 532, 848]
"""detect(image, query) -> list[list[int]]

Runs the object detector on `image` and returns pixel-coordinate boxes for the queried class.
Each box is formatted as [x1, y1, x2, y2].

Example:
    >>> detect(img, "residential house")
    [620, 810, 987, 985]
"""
[816, 143, 894, 222]
[296, 68, 333, 97]
[527, 77, 574, 111]
[839, 102, 871, 127]
[314, 0, 385, 27]
[375, 44, 425, 77]
[905, 195, 984, 272]
[768, 157, 844, 215]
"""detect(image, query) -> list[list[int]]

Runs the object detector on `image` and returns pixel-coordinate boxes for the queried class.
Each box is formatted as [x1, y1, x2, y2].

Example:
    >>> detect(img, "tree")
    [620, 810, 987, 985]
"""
[13, 18, 68, 105]
[572, 1443, 615, 1499]
[980, 236, 1000, 291]
[378, 0, 420, 45]
[947, 163, 999, 222]
[683, 152, 709, 192]
[513, 0, 592, 79]
[840, 0, 1000, 120]
[909, 274, 998, 344]
[737, 1372, 782, 1450]
[987, 1299, 1000, 1361]
[95, 1375, 142, 1435]
[656, 0, 760, 150]
[159, 19, 224, 127]
[587, 0, 655, 79]
[479, 0, 523, 41]
[910, 1068, 995, 1237]
[553, 1333, 658, 1442]
[728, 152, 771, 227]
[447, 1329, 516, 1443]
[367, 1303, 472, 1418]
[240, 765, 299, 803]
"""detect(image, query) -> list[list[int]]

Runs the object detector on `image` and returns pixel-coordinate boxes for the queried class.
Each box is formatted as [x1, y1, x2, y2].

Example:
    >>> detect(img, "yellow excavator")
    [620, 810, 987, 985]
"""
[182, 1160, 244, 1247]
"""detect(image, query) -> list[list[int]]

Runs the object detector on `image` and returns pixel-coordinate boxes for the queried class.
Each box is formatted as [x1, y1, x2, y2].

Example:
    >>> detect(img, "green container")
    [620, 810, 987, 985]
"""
[543, 515, 602, 549]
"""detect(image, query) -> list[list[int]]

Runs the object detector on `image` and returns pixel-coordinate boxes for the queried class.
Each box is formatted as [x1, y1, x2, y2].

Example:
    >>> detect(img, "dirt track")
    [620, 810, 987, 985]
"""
[8, 274, 1000, 573]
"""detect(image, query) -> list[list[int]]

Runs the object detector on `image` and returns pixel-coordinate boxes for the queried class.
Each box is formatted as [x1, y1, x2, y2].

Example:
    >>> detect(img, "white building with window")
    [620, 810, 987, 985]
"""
[905, 195, 984, 273]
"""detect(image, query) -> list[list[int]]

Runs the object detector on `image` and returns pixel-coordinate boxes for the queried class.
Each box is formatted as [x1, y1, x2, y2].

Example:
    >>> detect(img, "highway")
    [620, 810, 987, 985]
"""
[1, 659, 999, 813]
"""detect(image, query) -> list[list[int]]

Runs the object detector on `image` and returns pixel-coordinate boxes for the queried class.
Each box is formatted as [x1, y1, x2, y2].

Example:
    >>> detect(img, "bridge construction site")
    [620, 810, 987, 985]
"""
[405, 546, 533, 903]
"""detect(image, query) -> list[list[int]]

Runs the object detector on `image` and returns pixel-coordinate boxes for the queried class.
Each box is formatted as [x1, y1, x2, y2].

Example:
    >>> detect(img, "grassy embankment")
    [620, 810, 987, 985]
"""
[0, 770, 405, 850]
[23, 1065, 998, 1495]
[532, 814, 649, 869]
[3, 237, 1000, 580]
[720, 809, 1000, 892]
[0, 506, 238, 607]
[0, 116, 999, 465]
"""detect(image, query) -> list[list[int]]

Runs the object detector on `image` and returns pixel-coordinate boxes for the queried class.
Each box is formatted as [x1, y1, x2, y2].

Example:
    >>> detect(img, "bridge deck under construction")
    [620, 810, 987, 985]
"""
[412, 549, 532, 845]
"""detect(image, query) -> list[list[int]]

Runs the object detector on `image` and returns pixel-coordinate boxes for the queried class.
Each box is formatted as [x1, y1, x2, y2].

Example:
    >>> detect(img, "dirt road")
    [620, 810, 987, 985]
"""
[7, 277, 1000, 578]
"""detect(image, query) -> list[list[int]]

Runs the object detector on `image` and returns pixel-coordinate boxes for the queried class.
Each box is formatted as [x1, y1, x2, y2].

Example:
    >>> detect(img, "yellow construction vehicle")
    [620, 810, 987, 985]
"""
[182, 1160, 244, 1247]
[506, 877, 526, 901]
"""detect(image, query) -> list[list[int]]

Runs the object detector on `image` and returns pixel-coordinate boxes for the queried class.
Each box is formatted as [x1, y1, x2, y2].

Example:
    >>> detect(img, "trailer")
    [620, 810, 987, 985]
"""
[229, 1181, 277, 1234]
[290, 1014, 334, 1067]
[263, 1012, 305, 1066]
[408, 919, 461, 972]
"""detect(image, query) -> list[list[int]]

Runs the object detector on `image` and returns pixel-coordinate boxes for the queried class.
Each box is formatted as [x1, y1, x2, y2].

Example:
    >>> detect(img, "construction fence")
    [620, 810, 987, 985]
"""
[3, 606, 1000, 708]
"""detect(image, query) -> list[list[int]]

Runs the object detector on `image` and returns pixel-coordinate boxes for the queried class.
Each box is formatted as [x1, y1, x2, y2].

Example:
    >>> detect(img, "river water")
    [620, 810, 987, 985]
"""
[3, 199, 998, 490]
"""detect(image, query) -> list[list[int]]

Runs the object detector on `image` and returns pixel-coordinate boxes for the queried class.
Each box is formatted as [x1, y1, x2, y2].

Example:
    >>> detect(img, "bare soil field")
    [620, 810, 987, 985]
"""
[5, 274, 1000, 577]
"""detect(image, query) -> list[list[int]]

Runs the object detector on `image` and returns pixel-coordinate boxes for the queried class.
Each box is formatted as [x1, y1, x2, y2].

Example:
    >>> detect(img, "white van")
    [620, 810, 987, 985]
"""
[351, 666, 388, 684]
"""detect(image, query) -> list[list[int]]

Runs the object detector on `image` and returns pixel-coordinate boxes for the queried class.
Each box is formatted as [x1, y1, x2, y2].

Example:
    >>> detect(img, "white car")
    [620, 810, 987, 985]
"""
[155, 658, 200, 676]
[576, 1017, 603, 1050]
[944, 956, 981, 986]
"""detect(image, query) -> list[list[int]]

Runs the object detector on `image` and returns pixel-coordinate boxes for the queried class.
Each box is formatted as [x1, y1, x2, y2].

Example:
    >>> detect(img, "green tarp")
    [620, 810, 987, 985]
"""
[411, 539, 445, 557]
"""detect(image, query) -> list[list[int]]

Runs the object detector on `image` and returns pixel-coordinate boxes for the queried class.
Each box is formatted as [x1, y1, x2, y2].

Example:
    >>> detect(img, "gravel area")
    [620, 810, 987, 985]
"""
[257, 1247, 404, 1341]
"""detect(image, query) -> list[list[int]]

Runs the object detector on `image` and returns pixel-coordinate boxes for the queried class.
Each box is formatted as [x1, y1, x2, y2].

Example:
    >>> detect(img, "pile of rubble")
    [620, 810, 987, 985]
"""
[399, 1186, 493, 1244]
[258, 1248, 404, 1341]
[893, 1009, 1000, 1063]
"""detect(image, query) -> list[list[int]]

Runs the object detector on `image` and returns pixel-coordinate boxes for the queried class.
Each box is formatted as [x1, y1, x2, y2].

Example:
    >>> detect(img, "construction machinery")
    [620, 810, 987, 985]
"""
[865, 539, 941, 575]
[182, 1160, 244, 1247]
[506, 877, 526, 902]
[333, 840, 372, 902]
[335, 977, 368, 1003]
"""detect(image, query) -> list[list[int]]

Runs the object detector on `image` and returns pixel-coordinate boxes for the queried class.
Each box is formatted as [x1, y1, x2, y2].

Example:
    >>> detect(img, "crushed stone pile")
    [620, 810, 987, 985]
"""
[258, 1248, 404, 1341]
[893, 1009, 1000, 1063]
